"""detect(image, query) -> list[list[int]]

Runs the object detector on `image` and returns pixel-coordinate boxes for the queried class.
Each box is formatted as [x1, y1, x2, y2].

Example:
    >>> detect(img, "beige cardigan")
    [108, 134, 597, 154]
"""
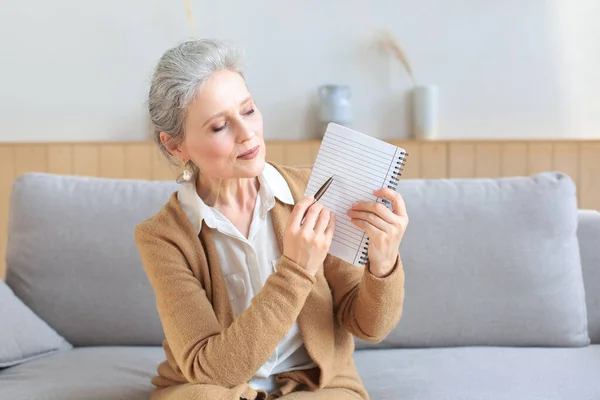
[134, 163, 406, 400]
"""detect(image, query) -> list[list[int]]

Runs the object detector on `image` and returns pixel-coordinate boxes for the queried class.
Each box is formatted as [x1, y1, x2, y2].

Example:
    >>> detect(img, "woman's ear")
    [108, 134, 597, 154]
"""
[159, 132, 186, 162]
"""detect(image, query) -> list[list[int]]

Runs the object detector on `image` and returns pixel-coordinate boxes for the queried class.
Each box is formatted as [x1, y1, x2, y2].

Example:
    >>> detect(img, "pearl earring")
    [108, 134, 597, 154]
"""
[177, 160, 195, 183]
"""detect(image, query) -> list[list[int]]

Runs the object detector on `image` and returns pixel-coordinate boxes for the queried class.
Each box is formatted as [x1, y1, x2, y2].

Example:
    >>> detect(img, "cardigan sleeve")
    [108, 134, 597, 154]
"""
[134, 226, 316, 387]
[323, 252, 405, 342]
[274, 163, 406, 342]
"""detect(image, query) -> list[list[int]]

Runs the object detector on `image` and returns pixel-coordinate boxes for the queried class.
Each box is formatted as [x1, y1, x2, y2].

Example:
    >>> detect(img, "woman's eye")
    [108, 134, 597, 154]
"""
[212, 124, 226, 133]
[244, 108, 255, 116]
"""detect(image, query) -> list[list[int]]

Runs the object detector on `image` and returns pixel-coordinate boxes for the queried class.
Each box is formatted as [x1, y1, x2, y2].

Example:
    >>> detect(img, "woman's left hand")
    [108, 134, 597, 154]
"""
[346, 188, 408, 278]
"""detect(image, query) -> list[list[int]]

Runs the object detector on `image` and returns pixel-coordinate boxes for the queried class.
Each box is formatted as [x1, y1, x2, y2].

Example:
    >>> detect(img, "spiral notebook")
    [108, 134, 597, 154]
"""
[305, 123, 408, 267]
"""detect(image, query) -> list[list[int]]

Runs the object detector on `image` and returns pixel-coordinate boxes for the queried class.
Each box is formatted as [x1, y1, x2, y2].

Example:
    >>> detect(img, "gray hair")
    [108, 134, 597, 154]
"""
[148, 39, 245, 163]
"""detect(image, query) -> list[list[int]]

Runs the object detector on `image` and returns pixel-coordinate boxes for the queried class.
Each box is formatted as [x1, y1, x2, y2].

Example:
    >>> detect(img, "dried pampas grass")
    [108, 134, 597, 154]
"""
[376, 30, 416, 87]
[184, 0, 196, 38]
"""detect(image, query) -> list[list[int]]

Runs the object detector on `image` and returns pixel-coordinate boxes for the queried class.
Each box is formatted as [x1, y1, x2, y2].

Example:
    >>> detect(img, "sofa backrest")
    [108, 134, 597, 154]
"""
[577, 210, 600, 344]
[5, 172, 598, 348]
[6, 173, 177, 346]
[356, 172, 592, 349]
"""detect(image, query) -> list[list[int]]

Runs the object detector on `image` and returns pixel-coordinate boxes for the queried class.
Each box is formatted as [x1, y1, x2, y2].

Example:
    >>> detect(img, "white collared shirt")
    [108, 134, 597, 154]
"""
[177, 163, 316, 393]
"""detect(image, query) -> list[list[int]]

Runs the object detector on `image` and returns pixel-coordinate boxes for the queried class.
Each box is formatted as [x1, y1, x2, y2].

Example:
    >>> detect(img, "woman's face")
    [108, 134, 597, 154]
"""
[176, 69, 265, 180]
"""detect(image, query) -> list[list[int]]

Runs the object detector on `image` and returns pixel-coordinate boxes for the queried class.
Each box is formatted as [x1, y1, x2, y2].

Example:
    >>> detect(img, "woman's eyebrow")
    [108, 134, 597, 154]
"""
[240, 95, 253, 105]
[201, 95, 254, 128]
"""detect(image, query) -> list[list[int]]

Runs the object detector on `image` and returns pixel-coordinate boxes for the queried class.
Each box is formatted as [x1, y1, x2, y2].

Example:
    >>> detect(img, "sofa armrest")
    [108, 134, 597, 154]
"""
[578, 209, 600, 344]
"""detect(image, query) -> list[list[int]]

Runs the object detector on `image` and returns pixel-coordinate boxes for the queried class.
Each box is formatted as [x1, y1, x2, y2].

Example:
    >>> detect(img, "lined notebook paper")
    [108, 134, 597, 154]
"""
[305, 123, 408, 267]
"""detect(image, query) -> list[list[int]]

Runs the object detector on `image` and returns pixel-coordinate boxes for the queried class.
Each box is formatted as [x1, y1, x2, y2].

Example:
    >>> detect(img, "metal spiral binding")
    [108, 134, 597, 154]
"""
[358, 150, 409, 266]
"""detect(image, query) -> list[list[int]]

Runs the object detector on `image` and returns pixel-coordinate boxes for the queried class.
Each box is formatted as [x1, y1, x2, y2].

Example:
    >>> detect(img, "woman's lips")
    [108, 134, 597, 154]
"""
[237, 145, 259, 160]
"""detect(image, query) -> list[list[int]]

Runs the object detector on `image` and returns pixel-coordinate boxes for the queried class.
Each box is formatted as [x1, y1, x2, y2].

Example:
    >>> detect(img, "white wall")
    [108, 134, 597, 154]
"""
[0, 0, 598, 142]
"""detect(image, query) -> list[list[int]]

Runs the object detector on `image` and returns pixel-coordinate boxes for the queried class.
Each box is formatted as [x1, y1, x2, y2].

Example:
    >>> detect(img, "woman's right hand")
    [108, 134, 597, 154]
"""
[282, 195, 336, 276]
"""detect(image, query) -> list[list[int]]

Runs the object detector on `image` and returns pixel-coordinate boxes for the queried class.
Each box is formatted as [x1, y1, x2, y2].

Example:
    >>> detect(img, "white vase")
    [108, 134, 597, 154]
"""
[318, 85, 352, 134]
[412, 85, 438, 140]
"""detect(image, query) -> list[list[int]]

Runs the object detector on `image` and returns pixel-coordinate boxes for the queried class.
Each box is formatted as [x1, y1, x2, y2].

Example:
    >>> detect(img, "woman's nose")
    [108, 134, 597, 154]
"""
[238, 126, 255, 141]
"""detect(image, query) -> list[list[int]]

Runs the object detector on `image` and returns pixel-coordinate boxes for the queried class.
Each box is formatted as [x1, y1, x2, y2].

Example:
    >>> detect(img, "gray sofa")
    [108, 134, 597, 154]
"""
[1, 170, 599, 400]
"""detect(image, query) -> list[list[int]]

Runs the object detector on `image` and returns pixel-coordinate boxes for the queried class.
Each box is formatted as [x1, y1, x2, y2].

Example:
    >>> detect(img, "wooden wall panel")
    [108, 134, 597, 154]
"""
[579, 143, 600, 210]
[310, 141, 322, 165]
[527, 143, 553, 175]
[420, 142, 447, 178]
[552, 142, 579, 182]
[13, 145, 47, 177]
[266, 143, 286, 165]
[151, 147, 178, 181]
[448, 143, 475, 178]
[0, 147, 15, 280]
[501, 143, 528, 177]
[388, 140, 418, 179]
[475, 143, 501, 178]
[1, 139, 600, 279]
[282, 141, 318, 167]
[73, 145, 100, 176]
[47, 145, 73, 175]
[100, 145, 126, 179]
[125, 144, 153, 180]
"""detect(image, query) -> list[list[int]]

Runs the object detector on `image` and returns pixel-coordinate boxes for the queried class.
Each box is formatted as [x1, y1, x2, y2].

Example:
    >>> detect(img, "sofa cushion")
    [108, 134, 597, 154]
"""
[578, 209, 600, 344]
[0, 279, 72, 368]
[0, 346, 163, 399]
[354, 345, 600, 400]
[358, 172, 589, 348]
[6, 173, 178, 346]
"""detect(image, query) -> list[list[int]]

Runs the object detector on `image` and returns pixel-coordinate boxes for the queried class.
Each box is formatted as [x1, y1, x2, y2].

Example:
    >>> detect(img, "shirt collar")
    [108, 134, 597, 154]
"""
[177, 163, 295, 234]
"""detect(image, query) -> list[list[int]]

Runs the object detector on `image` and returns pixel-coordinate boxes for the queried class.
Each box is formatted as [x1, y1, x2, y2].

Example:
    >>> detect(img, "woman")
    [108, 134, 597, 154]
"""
[135, 39, 408, 400]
